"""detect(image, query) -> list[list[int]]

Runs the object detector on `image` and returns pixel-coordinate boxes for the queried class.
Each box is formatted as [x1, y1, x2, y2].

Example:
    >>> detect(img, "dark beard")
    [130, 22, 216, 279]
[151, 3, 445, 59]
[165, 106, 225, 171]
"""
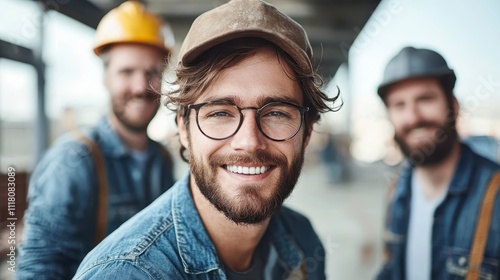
[395, 119, 458, 166]
[190, 149, 305, 225]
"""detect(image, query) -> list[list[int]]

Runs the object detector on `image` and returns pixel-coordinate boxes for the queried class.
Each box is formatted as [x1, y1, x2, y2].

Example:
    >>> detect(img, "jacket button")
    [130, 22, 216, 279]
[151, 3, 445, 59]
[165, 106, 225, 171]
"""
[459, 256, 467, 266]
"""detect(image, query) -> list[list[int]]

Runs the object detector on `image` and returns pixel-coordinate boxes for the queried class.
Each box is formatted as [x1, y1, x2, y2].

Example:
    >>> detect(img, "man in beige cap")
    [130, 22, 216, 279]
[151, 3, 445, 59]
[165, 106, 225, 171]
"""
[74, 0, 340, 279]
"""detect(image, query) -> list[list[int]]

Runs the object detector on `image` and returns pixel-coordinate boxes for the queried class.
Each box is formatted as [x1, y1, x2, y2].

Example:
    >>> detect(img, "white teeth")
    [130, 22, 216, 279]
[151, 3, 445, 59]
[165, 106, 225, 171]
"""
[129, 99, 147, 106]
[410, 128, 431, 137]
[226, 165, 269, 175]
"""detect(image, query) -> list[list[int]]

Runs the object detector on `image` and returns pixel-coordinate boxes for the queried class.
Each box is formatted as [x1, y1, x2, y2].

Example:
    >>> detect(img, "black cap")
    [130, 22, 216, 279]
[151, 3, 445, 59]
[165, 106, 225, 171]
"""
[378, 47, 456, 98]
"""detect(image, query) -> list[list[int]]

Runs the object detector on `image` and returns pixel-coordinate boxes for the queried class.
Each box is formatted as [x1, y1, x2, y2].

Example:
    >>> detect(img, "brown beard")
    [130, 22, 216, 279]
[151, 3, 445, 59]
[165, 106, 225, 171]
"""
[111, 90, 159, 133]
[189, 147, 305, 225]
[394, 118, 458, 166]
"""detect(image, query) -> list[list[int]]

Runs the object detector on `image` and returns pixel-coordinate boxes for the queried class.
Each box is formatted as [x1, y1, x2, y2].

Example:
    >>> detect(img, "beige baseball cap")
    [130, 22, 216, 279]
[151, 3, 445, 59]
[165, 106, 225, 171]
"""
[178, 0, 313, 74]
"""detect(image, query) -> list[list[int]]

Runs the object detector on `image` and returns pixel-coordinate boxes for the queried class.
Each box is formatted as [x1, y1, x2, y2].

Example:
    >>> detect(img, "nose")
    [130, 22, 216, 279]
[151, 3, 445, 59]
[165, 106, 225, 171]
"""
[230, 112, 267, 152]
[402, 102, 425, 128]
[130, 72, 148, 95]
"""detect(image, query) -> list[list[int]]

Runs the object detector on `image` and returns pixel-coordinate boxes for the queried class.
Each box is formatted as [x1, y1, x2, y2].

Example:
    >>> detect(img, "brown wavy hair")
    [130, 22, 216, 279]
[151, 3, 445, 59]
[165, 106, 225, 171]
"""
[164, 38, 342, 162]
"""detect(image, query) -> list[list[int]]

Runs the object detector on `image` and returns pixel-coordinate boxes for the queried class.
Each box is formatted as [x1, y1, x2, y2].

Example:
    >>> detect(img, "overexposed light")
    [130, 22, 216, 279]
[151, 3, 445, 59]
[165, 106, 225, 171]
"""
[0, 60, 37, 121]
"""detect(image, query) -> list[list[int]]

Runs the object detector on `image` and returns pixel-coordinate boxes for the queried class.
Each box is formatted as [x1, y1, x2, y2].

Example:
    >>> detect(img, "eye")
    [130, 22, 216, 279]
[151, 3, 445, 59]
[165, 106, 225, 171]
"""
[388, 101, 405, 110]
[264, 110, 291, 118]
[206, 110, 233, 118]
[199, 104, 238, 120]
[146, 69, 162, 80]
[261, 104, 296, 120]
[419, 95, 436, 103]
[119, 68, 133, 76]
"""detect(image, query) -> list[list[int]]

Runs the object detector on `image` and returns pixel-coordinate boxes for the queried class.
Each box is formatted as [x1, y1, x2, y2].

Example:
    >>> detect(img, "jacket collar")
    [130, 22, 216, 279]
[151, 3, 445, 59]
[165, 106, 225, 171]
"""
[266, 213, 304, 271]
[91, 117, 156, 158]
[447, 143, 474, 194]
[171, 173, 303, 274]
[395, 143, 476, 199]
[171, 174, 221, 274]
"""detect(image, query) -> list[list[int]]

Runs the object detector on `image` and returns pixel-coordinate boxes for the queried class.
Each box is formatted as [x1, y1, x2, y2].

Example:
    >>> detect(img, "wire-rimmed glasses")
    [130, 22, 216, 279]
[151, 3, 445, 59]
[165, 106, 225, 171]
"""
[187, 101, 309, 141]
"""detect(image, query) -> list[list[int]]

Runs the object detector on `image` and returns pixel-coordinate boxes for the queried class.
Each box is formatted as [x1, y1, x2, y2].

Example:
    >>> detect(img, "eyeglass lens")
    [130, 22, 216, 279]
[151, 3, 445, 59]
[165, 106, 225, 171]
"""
[195, 102, 304, 141]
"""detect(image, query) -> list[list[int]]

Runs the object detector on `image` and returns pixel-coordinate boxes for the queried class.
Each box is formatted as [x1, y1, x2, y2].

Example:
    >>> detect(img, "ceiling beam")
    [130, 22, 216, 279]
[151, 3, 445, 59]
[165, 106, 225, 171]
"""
[30, 0, 105, 29]
[0, 39, 36, 65]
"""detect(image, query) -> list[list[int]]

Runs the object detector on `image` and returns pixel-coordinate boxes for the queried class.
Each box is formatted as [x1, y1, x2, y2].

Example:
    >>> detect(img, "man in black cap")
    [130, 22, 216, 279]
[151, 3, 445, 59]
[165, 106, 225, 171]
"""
[376, 47, 500, 280]
[74, 0, 340, 279]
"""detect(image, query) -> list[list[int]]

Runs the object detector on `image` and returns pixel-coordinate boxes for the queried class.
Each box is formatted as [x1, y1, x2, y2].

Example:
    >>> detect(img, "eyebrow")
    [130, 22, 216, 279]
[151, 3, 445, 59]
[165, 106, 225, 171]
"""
[202, 95, 301, 107]
[257, 96, 301, 106]
[418, 90, 439, 97]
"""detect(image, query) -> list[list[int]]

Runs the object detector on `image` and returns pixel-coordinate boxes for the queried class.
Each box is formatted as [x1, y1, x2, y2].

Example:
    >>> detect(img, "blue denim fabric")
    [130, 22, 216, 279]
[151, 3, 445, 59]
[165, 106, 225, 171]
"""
[18, 117, 175, 280]
[377, 143, 500, 280]
[73, 173, 326, 280]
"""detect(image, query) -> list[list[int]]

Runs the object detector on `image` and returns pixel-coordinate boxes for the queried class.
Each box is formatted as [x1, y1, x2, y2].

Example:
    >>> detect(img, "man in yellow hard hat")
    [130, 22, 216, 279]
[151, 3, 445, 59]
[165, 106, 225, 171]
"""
[18, 2, 175, 279]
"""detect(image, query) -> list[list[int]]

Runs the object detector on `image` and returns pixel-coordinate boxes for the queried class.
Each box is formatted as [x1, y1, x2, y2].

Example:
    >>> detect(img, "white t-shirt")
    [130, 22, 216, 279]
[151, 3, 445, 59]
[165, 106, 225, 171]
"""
[405, 172, 448, 280]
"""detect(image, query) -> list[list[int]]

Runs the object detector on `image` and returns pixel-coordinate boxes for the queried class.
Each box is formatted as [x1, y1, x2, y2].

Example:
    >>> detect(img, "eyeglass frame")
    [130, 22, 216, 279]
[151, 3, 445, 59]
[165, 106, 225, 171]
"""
[187, 101, 310, 142]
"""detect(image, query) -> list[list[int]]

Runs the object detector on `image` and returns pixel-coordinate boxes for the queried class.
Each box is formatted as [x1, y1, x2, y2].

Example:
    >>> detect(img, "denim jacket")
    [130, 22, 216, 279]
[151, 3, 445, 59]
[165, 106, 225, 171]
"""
[74, 173, 326, 280]
[18, 117, 175, 279]
[377, 143, 500, 280]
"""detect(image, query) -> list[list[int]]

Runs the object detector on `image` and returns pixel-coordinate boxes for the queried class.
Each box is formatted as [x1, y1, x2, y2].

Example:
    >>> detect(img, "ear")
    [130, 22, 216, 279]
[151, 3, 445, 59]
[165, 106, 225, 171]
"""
[303, 123, 314, 148]
[177, 113, 190, 151]
[452, 96, 460, 120]
[103, 66, 110, 90]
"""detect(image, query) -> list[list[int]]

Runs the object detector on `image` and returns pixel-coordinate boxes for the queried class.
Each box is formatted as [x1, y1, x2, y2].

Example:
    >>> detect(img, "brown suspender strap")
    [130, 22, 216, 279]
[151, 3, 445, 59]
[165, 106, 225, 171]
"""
[466, 171, 500, 280]
[73, 132, 109, 245]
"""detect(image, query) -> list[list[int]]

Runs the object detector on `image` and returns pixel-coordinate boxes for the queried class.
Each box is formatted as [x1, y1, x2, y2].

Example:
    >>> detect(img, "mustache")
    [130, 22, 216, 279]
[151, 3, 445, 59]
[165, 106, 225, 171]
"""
[210, 151, 287, 166]
[401, 121, 442, 135]
[130, 89, 160, 101]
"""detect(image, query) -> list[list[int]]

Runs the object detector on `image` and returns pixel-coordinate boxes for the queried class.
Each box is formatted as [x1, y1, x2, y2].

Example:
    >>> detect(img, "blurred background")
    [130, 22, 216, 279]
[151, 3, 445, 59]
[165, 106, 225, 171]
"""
[1, 0, 499, 279]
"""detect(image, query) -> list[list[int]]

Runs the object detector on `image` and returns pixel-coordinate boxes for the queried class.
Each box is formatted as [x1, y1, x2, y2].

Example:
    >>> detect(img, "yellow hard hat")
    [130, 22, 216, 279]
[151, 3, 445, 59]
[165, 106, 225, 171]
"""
[93, 1, 174, 56]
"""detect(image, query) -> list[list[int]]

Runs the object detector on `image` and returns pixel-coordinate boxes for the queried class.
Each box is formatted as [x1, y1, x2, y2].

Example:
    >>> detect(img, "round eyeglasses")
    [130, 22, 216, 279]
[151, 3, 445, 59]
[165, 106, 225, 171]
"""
[187, 101, 309, 141]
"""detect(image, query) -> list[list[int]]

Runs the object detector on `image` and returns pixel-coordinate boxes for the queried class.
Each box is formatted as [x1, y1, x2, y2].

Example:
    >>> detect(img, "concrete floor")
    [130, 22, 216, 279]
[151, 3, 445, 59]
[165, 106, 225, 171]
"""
[285, 158, 390, 279]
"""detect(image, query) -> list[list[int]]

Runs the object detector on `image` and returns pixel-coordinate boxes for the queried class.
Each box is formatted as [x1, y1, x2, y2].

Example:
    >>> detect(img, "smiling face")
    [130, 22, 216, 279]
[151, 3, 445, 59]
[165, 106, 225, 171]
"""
[178, 47, 311, 225]
[104, 44, 164, 132]
[385, 77, 459, 166]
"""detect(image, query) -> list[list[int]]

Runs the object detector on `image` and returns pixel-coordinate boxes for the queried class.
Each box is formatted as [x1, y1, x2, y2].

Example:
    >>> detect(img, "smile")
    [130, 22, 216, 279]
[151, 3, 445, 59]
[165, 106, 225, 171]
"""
[225, 165, 271, 175]
[408, 127, 434, 138]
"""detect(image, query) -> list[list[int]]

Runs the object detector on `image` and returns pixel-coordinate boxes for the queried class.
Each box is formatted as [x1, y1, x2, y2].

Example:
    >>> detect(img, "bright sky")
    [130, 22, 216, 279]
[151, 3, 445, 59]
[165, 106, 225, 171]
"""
[1, 0, 499, 161]
[350, 0, 500, 101]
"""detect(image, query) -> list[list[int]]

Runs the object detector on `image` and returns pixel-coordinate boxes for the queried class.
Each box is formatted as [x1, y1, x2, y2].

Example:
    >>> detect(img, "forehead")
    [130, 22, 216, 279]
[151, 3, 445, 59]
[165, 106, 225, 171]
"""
[106, 44, 164, 68]
[198, 47, 303, 106]
[385, 78, 445, 103]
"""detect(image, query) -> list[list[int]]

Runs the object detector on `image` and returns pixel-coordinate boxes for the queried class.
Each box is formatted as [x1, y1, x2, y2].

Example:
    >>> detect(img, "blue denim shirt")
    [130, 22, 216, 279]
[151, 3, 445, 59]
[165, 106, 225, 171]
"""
[18, 117, 175, 279]
[377, 144, 500, 280]
[73, 173, 326, 280]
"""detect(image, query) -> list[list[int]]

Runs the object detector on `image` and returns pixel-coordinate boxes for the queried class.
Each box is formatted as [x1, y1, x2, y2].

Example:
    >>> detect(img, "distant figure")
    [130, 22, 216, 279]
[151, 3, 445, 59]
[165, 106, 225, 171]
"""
[18, 2, 175, 279]
[320, 134, 347, 183]
[74, 0, 341, 279]
[376, 47, 500, 280]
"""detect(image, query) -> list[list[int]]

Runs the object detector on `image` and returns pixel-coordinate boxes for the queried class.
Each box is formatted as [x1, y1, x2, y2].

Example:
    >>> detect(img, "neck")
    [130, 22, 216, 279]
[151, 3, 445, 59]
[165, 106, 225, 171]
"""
[107, 115, 148, 151]
[413, 141, 461, 199]
[190, 178, 269, 272]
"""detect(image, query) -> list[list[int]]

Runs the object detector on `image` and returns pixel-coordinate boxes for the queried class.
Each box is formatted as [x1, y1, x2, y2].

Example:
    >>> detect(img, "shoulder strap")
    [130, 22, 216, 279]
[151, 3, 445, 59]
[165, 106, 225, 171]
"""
[466, 171, 500, 280]
[381, 176, 398, 265]
[73, 131, 109, 245]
